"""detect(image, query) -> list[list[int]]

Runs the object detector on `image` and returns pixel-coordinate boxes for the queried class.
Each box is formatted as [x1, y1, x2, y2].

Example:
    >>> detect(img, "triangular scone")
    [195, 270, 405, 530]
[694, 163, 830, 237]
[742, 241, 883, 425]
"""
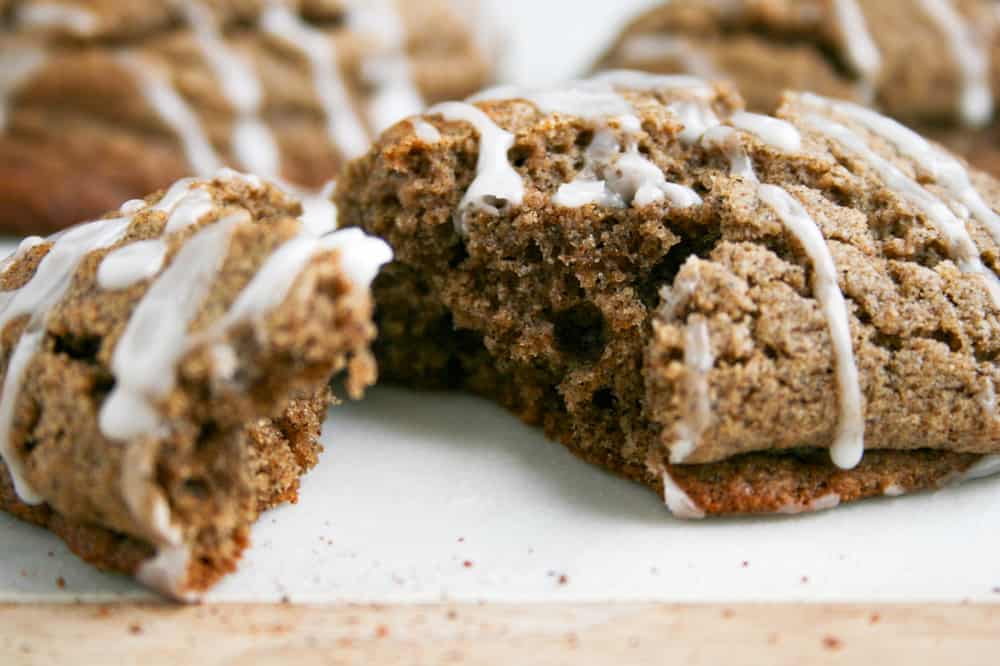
[336, 72, 1000, 517]
[595, 0, 1000, 177]
[0, 0, 497, 234]
[0, 171, 391, 598]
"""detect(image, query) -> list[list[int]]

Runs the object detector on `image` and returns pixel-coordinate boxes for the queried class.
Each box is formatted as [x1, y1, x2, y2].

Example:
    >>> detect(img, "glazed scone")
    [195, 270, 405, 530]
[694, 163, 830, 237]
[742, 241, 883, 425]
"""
[0, 0, 497, 235]
[336, 72, 1000, 517]
[596, 0, 1000, 176]
[0, 170, 391, 599]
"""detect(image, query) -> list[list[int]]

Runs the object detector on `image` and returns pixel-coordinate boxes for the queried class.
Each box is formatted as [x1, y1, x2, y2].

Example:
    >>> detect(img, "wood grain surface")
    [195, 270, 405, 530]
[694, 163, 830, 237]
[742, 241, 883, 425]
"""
[1, 603, 997, 665]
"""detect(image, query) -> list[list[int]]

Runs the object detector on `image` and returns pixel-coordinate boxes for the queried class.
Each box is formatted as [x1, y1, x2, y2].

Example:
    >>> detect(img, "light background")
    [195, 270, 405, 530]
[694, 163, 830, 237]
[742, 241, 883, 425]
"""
[1, 0, 999, 603]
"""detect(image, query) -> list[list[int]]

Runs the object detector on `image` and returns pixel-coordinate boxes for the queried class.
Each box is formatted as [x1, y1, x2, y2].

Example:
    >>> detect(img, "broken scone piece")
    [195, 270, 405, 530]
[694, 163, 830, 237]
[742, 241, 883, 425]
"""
[337, 72, 1000, 518]
[0, 170, 391, 599]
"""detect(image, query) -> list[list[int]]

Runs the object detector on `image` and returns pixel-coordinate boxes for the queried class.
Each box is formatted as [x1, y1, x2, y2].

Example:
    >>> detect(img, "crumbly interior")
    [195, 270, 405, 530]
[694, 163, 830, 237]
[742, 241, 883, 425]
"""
[0, 176, 378, 592]
[337, 83, 1000, 514]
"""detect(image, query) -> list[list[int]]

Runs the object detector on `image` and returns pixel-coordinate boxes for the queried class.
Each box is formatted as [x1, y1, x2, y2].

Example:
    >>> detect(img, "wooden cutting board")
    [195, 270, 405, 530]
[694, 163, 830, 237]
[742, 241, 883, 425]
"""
[1, 603, 997, 664]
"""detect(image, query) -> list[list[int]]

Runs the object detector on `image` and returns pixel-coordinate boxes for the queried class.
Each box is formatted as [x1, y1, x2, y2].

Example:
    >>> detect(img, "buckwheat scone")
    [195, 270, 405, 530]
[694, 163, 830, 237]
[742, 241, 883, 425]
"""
[596, 0, 1000, 177]
[0, 0, 497, 235]
[336, 72, 1000, 518]
[0, 170, 391, 598]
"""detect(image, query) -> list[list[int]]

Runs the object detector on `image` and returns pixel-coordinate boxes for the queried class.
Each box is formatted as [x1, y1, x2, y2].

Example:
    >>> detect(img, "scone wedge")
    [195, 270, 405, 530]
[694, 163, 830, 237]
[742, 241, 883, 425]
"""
[0, 171, 390, 599]
[337, 72, 1000, 517]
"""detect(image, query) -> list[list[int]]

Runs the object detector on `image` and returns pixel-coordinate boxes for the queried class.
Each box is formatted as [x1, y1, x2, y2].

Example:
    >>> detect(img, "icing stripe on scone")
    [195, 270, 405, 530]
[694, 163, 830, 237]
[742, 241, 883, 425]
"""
[473, 79, 707, 209]
[118, 53, 223, 177]
[427, 101, 524, 233]
[798, 112, 1000, 308]
[662, 469, 705, 519]
[555, 116, 702, 210]
[916, 0, 993, 127]
[658, 259, 715, 465]
[410, 119, 442, 143]
[98, 240, 168, 290]
[729, 112, 801, 152]
[830, 0, 881, 100]
[959, 454, 1000, 482]
[261, 2, 371, 160]
[801, 94, 1000, 250]
[16, 2, 98, 37]
[183, 1, 280, 178]
[346, 0, 425, 133]
[0, 216, 133, 503]
[0, 47, 47, 131]
[702, 125, 865, 470]
[100, 214, 245, 441]
[668, 100, 722, 145]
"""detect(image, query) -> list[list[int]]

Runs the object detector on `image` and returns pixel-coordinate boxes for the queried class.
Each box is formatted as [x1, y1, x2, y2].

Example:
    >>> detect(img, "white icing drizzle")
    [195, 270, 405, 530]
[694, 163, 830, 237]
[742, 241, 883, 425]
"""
[554, 118, 702, 210]
[0, 47, 47, 131]
[662, 470, 705, 519]
[958, 455, 1000, 482]
[427, 101, 524, 233]
[619, 34, 720, 81]
[657, 260, 715, 464]
[668, 100, 721, 146]
[16, 2, 98, 36]
[0, 235, 45, 277]
[195, 227, 390, 358]
[776, 493, 842, 515]
[830, 0, 881, 99]
[757, 184, 865, 469]
[917, 0, 993, 127]
[702, 123, 865, 470]
[346, 0, 424, 133]
[99, 213, 246, 443]
[182, 1, 280, 178]
[672, 316, 714, 464]
[701, 126, 756, 181]
[97, 240, 168, 290]
[801, 94, 1000, 252]
[798, 110, 1000, 308]
[883, 484, 906, 497]
[261, 1, 370, 160]
[118, 53, 223, 177]
[729, 112, 802, 152]
[296, 181, 339, 237]
[410, 118, 441, 144]
[136, 544, 199, 602]
[0, 217, 133, 503]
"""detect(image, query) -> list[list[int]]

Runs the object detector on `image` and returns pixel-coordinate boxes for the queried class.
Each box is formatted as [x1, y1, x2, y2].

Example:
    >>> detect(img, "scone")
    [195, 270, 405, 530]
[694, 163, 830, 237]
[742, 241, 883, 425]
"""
[0, 169, 391, 599]
[336, 71, 1000, 518]
[596, 0, 1000, 177]
[0, 0, 497, 235]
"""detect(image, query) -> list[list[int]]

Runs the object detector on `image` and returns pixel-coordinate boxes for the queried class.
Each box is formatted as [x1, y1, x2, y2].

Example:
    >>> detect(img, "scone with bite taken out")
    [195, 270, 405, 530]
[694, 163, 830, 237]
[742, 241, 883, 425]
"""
[337, 71, 1000, 517]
